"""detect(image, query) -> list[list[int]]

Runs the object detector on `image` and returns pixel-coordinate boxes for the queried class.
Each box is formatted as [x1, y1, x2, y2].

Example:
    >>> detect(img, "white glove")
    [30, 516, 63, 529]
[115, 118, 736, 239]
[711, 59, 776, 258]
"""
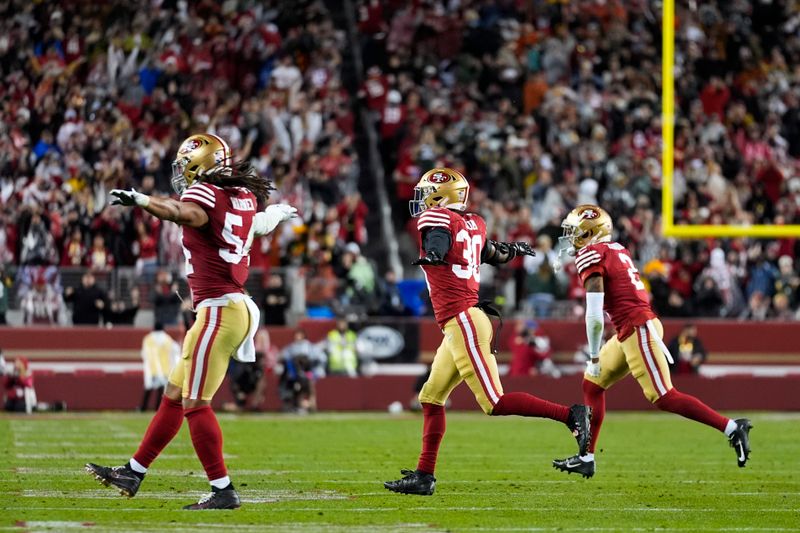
[265, 203, 298, 223]
[254, 203, 298, 236]
[585, 358, 601, 378]
[110, 188, 149, 207]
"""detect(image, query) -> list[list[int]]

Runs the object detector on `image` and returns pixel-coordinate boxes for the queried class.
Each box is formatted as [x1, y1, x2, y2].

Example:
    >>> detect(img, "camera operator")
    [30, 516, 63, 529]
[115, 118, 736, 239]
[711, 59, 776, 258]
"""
[509, 320, 561, 378]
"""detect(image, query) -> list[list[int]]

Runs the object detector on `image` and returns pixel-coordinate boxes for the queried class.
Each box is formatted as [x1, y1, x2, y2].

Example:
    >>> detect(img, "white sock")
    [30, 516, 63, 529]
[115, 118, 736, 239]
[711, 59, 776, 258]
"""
[724, 419, 737, 437]
[579, 453, 594, 462]
[210, 475, 231, 490]
[129, 458, 147, 474]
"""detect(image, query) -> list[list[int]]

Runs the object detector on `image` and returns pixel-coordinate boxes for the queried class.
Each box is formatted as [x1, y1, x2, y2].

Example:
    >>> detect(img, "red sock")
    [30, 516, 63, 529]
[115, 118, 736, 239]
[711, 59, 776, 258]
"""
[491, 392, 569, 423]
[185, 405, 227, 481]
[416, 403, 446, 475]
[132, 396, 184, 468]
[655, 388, 729, 432]
[583, 380, 606, 454]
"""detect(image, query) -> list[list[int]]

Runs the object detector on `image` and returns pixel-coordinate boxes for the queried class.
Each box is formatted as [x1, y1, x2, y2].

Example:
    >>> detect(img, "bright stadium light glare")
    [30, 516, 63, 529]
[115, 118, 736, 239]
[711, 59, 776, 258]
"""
[660, 0, 800, 239]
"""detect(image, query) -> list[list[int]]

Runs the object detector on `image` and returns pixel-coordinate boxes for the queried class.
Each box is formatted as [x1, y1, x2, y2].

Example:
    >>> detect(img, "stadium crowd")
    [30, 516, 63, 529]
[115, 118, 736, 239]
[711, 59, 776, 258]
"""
[0, 0, 374, 322]
[1, 0, 800, 323]
[357, 0, 800, 319]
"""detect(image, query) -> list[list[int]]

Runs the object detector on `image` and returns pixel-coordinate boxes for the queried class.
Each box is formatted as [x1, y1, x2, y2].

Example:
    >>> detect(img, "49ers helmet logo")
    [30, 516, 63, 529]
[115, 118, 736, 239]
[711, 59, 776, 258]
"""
[428, 172, 451, 184]
[179, 138, 203, 154]
[580, 208, 599, 220]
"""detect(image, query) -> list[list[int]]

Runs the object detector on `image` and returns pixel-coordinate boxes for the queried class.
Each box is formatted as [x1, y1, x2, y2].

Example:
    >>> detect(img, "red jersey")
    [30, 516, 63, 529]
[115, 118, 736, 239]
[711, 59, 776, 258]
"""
[180, 182, 257, 306]
[576, 241, 656, 341]
[416, 207, 486, 327]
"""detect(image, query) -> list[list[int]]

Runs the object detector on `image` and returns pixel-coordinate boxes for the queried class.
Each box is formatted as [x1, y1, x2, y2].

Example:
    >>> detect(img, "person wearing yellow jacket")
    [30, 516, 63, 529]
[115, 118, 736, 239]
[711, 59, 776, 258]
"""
[326, 319, 359, 377]
[140, 323, 180, 410]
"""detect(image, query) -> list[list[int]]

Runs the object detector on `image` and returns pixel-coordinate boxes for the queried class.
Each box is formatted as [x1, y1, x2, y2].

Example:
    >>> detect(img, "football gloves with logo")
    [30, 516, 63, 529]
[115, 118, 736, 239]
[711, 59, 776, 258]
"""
[413, 250, 447, 266]
[506, 241, 536, 258]
[110, 188, 150, 208]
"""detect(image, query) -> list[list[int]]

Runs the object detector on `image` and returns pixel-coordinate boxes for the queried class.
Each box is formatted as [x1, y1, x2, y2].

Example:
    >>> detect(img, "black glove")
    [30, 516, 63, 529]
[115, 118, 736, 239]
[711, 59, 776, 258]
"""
[508, 241, 536, 258]
[412, 250, 448, 266]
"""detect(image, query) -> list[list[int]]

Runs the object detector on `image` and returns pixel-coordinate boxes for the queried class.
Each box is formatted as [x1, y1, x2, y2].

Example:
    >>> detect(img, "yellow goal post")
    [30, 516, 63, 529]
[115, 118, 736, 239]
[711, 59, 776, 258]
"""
[661, 0, 800, 238]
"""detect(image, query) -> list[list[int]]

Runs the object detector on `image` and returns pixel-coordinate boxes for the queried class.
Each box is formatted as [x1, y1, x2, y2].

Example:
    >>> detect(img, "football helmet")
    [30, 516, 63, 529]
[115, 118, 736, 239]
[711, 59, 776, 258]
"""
[560, 204, 613, 250]
[171, 133, 232, 194]
[409, 168, 470, 217]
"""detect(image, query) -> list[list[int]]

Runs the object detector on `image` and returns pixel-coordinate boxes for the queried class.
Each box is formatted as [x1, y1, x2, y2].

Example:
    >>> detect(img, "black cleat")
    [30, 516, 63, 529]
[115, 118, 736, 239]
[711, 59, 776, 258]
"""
[566, 404, 592, 456]
[553, 454, 595, 479]
[384, 469, 436, 496]
[729, 418, 753, 467]
[85, 463, 142, 497]
[183, 487, 241, 510]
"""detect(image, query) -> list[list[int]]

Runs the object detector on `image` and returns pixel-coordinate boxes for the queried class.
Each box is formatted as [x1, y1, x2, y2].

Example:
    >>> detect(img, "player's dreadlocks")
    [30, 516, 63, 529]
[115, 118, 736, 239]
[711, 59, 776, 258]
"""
[202, 160, 275, 207]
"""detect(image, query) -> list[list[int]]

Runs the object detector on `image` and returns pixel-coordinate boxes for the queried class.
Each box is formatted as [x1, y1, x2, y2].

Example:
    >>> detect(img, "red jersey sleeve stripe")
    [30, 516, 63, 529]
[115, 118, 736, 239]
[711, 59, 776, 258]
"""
[419, 213, 451, 223]
[576, 256, 601, 272]
[182, 188, 215, 203]
[181, 192, 215, 209]
[575, 251, 601, 268]
[418, 222, 451, 230]
[185, 185, 215, 201]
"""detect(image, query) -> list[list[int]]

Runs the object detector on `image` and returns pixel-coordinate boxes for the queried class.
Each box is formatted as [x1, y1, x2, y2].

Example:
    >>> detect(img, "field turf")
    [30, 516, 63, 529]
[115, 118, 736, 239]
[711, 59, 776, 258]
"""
[1, 411, 798, 532]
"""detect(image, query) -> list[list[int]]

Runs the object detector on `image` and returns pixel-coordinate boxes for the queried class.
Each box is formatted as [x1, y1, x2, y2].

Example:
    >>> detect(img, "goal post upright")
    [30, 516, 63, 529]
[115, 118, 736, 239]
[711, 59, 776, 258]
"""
[660, 0, 800, 239]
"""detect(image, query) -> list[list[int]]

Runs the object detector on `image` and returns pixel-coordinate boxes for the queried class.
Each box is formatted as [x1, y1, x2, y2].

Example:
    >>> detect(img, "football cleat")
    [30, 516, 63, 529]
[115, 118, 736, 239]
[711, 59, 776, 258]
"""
[183, 487, 241, 510]
[729, 418, 753, 467]
[384, 469, 436, 496]
[552, 454, 595, 479]
[566, 404, 592, 456]
[85, 463, 142, 497]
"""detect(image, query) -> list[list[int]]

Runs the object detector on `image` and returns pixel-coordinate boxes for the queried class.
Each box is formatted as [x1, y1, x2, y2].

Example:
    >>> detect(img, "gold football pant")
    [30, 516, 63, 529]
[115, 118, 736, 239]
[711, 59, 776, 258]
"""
[418, 307, 504, 414]
[168, 299, 250, 401]
[585, 319, 673, 402]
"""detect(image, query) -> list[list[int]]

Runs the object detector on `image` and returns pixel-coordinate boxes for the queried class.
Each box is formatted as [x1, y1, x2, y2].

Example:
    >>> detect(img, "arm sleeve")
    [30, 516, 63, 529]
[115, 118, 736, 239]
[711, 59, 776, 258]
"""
[252, 211, 278, 236]
[585, 291, 605, 356]
[481, 240, 512, 265]
[422, 228, 451, 257]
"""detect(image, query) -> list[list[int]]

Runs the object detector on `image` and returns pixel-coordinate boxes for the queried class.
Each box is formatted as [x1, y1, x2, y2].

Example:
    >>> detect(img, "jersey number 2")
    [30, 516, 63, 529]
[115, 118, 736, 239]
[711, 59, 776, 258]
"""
[452, 230, 482, 282]
[619, 253, 645, 290]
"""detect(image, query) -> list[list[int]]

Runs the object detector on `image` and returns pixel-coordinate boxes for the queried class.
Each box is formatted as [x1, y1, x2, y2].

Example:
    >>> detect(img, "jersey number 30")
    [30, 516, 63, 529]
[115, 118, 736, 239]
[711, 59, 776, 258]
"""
[452, 229, 482, 282]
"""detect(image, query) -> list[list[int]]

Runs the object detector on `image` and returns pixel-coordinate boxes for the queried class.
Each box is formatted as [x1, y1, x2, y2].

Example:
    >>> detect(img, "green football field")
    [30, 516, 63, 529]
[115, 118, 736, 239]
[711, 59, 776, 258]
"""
[1, 411, 798, 532]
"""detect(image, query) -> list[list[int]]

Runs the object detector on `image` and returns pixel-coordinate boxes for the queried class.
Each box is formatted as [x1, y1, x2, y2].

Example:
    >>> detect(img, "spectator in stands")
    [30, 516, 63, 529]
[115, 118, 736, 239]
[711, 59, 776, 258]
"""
[374, 270, 409, 316]
[139, 323, 180, 411]
[19, 211, 58, 266]
[64, 272, 108, 326]
[509, 321, 561, 378]
[105, 287, 140, 326]
[326, 319, 359, 377]
[774, 255, 800, 308]
[667, 324, 708, 375]
[692, 275, 725, 318]
[262, 273, 289, 326]
[526, 261, 562, 318]
[339, 243, 377, 311]
[152, 270, 181, 327]
[85, 235, 115, 272]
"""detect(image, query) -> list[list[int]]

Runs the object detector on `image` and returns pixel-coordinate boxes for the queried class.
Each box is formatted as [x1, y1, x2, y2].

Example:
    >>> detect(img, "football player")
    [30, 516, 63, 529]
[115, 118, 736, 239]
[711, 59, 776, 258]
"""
[384, 168, 592, 496]
[85, 134, 297, 509]
[552, 205, 752, 478]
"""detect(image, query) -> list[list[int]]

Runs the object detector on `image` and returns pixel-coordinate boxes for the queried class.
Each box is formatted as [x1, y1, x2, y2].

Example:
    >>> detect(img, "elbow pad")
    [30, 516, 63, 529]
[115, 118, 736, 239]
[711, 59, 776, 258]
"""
[585, 292, 605, 356]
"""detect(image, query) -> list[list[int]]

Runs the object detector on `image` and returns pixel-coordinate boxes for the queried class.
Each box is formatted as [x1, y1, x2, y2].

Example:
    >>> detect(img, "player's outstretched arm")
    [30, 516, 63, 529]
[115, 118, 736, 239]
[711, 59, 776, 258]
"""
[109, 189, 208, 228]
[481, 240, 536, 265]
[253, 204, 298, 236]
[584, 274, 604, 377]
